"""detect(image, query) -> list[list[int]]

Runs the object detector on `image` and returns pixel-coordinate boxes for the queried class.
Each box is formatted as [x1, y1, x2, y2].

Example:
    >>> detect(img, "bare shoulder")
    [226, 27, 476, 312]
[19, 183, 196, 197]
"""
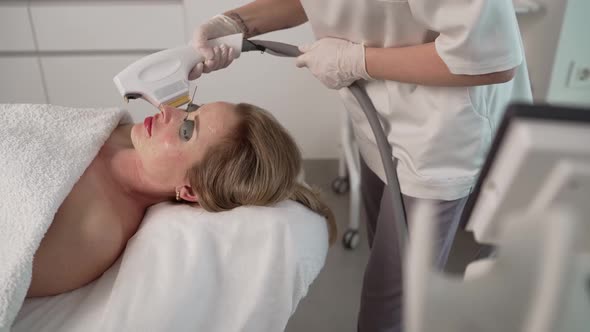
[28, 147, 142, 297]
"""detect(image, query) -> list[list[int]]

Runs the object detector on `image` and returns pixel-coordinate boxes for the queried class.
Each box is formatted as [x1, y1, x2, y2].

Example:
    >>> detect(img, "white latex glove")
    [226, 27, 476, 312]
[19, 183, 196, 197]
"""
[295, 38, 373, 90]
[189, 14, 243, 80]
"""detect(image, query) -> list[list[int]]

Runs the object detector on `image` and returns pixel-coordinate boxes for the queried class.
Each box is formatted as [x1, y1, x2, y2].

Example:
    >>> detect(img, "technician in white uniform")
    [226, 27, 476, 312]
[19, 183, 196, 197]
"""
[189, 0, 533, 330]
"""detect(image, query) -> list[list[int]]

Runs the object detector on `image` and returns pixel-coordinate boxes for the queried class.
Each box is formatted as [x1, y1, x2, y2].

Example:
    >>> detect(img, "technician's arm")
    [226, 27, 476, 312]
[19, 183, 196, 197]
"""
[223, 0, 308, 38]
[365, 42, 516, 86]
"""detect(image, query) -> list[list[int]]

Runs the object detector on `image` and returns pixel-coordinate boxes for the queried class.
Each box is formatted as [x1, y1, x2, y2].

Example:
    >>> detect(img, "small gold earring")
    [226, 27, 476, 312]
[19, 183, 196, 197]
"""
[176, 189, 181, 201]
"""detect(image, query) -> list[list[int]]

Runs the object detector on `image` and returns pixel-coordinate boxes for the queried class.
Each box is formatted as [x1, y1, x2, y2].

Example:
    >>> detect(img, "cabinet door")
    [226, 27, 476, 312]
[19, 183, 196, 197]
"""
[41, 55, 157, 122]
[0, 57, 47, 104]
[0, 3, 36, 52]
[31, 2, 185, 51]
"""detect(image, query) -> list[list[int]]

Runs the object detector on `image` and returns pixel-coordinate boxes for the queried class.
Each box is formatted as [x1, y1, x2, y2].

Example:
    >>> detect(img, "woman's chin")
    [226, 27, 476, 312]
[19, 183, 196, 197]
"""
[130, 124, 143, 149]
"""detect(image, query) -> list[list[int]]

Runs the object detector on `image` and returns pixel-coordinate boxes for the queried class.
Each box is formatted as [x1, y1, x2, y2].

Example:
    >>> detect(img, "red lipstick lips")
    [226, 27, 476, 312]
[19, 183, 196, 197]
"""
[144, 116, 153, 136]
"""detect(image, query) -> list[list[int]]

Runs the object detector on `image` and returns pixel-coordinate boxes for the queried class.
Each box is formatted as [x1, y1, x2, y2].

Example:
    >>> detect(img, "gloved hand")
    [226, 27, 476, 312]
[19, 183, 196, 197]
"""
[295, 38, 373, 89]
[189, 14, 244, 80]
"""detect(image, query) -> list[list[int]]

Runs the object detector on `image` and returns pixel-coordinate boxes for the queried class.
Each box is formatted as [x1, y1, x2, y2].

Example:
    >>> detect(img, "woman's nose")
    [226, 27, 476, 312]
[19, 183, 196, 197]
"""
[159, 105, 179, 124]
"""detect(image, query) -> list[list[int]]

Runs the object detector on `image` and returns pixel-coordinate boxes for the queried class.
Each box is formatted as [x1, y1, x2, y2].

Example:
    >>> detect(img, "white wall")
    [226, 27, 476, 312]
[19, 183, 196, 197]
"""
[0, 0, 191, 143]
[547, 0, 590, 107]
[183, 1, 344, 159]
[516, 0, 590, 107]
[516, 0, 569, 102]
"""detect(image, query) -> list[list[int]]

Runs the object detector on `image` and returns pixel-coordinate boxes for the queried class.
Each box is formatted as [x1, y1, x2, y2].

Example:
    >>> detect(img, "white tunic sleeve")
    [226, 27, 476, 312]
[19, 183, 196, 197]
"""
[408, 0, 524, 75]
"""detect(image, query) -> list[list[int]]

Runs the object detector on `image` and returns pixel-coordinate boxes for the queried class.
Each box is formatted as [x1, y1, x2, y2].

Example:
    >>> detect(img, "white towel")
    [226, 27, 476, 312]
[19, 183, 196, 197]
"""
[0, 104, 130, 330]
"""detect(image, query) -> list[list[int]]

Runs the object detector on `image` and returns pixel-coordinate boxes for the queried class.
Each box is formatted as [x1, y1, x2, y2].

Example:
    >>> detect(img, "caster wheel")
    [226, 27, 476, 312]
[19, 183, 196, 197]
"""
[342, 229, 360, 250]
[332, 177, 350, 194]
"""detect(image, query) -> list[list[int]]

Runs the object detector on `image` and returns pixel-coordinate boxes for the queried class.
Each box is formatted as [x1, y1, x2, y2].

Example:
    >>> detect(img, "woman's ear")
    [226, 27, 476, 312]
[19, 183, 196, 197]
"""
[178, 185, 199, 203]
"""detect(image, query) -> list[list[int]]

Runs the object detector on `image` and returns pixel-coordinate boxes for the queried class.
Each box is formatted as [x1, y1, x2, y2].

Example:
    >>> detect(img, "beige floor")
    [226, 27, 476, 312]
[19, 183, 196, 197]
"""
[285, 159, 481, 332]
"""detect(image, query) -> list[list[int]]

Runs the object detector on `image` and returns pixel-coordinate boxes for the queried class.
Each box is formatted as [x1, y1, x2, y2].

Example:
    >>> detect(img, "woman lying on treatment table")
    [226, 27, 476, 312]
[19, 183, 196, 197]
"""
[26, 102, 336, 298]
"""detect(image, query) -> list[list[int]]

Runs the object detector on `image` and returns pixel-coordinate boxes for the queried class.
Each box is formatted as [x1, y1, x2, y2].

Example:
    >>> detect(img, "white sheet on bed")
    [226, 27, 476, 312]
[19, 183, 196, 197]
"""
[13, 200, 329, 332]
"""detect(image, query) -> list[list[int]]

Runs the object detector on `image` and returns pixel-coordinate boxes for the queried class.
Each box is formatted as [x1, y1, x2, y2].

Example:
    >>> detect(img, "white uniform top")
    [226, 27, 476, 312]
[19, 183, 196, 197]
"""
[299, 0, 533, 200]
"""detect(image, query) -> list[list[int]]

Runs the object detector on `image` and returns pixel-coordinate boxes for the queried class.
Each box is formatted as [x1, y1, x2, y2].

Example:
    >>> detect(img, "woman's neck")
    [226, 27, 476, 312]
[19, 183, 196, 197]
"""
[99, 126, 173, 211]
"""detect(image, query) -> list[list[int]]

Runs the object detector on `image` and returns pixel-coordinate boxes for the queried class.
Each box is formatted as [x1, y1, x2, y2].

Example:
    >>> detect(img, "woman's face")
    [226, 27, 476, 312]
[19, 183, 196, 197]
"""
[131, 102, 240, 188]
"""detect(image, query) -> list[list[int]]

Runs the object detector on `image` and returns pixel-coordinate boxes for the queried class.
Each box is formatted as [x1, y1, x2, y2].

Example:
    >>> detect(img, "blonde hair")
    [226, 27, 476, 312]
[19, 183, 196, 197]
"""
[187, 103, 337, 245]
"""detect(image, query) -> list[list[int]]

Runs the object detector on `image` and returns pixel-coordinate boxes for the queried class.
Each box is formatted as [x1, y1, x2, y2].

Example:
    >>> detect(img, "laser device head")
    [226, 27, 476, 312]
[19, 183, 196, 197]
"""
[113, 34, 244, 109]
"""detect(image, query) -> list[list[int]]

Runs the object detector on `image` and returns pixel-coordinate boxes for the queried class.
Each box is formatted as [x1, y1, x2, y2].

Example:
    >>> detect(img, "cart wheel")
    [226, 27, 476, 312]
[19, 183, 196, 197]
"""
[331, 177, 350, 194]
[342, 229, 360, 250]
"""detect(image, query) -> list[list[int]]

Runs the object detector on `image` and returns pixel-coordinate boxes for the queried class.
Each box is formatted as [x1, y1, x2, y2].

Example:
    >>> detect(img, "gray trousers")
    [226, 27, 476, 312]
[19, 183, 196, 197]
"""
[357, 159, 469, 332]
